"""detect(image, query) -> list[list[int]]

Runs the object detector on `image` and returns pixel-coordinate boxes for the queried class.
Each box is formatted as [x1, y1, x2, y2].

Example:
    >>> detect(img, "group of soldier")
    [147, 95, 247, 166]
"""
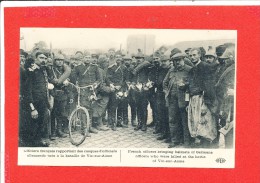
[19, 43, 235, 148]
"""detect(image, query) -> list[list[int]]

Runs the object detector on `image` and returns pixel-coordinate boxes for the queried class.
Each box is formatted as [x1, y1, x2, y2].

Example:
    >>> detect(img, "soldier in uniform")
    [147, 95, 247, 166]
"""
[24, 51, 51, 147]
[48, 54, 72, 139]
[19, 49, 29, 146]
[132, 53, 151, 131]
[107, 55, 126, 130]
[117, 55, 132, 127]
[70, 51, 102, 135]
[215, 49, 235, 148]
[147, 53, 160, 128]
[153, 55, 171, 142]
[163, 53, 192, 148]
[91, 56, 110, 131]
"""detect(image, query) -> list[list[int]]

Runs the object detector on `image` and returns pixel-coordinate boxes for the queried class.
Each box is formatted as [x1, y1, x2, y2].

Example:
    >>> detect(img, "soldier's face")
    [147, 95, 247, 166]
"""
[161, 60, 169, 68]
[84, 55, 91, 64]
[136, 58, 144, 64]
[35, 54, 47, 66]
[55, 59, 64, 67]
[92, 58, 97, 64]
[189, 50, 201, 63]
[174, 58, 184, 68]
[205, 55, 215, 64]
[20, 55, 25, 65]
[109, 51, 115, 58]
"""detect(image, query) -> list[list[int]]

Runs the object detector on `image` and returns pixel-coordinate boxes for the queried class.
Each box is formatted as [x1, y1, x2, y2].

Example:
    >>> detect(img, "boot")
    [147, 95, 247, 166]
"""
[62, 119, 69, 134]
[157, 133, 167, 140]
[50, 131, 57, 140]
[141, 124, 147, 131]
[147, 121, 155, 127]
[96, 117, 109, 131]
[89, 127, 98, 134]
[134, 121, 142, 131]
[56, 121, 67, 138]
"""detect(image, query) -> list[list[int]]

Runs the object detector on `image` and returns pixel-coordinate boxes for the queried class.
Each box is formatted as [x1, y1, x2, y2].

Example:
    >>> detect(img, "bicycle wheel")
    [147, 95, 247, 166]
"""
[68, 107, 90, 146]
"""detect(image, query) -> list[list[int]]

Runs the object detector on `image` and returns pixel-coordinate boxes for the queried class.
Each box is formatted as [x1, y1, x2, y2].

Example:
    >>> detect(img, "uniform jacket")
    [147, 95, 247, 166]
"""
[71, 63, 102, 86]
[163, 64, 192, 108]
[48, 65, 72, 101]
[106, 63, 126, 86]
[25, 67, 49, 105]
[149, 64, 170, 92]
[133, 61, 151, 84]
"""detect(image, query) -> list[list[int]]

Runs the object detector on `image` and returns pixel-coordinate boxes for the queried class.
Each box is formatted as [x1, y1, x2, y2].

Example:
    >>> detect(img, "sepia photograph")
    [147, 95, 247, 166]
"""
[19, 28, 236, 150]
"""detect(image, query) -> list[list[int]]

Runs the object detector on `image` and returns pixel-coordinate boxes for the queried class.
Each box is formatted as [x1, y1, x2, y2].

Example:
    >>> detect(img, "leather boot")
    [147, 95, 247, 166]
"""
[134, 121, 142, 131]
[141, 124, 147, 131]
[89, 127, 98, 134]
[96, 117, 109, 131]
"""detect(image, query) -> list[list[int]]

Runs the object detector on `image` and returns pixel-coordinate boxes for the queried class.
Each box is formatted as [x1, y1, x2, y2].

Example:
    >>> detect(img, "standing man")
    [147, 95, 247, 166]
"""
[48, 54, 72, 139]
[147, 53, 160, 129]
[154, 55, 171, 142]
[187, 48, 218, 147]
[91, 55, 110, 131]
[163, 53, 192, 148]
[106, 55, 126, 130]
[71, 51, 102, 135]
[132, 53, 151, 131]
[19, 49, 29, 146]
[215, 49, 235, 148]
[25, 52, 51, 147]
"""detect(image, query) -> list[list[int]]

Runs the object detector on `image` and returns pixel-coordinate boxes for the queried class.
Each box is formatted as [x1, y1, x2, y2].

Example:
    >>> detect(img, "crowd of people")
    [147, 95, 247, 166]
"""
[19, 42, 235, 148]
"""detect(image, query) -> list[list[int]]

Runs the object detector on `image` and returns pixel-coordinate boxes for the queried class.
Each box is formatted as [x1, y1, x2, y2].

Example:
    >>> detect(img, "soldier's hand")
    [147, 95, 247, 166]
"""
[31, 110, 38, 119]
[110, 87, 115, 92]
[227, 88, 234, 96]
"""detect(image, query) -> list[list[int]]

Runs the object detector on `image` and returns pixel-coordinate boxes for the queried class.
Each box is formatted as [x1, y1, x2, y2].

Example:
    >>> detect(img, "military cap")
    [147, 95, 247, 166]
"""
[170, 48, 182, 58]
[160, 54, 170, 61]
[219, 49, 234, 59]
[171, 53, 186, 60]
[216, 45, 227, 57]
[123, 55, 132, 60]
[108, 48, 115, 52]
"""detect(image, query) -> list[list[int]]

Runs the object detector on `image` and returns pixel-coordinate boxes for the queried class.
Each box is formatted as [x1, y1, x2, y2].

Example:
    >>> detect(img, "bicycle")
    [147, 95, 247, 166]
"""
[67, 82, 99, 146]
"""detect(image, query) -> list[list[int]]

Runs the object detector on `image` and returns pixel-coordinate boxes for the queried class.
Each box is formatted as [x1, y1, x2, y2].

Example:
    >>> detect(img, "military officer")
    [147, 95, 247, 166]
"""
[163, 53, 192, 148]
[24, 51, 51, 147]
[132, 53, 151, 131]
[106, 54, 126, 130]
[70, 51, 102, 135]
[48, 54, 72, 139]
[153, 55, 171, 142]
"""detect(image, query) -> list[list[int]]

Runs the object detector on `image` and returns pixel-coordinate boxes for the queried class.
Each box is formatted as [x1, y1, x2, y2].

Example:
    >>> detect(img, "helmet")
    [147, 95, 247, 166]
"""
[205, 50, 216, 58]
[54, 54, 65, 60]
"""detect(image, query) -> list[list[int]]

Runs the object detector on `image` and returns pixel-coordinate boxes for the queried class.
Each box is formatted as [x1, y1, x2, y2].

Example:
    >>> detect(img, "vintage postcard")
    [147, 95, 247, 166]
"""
[1, 1, 260, 183]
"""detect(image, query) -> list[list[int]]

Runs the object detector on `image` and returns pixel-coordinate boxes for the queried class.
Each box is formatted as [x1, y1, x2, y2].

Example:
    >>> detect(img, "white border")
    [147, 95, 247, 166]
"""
[1, 2, 5, 183]
[1, 1, 260, 7]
